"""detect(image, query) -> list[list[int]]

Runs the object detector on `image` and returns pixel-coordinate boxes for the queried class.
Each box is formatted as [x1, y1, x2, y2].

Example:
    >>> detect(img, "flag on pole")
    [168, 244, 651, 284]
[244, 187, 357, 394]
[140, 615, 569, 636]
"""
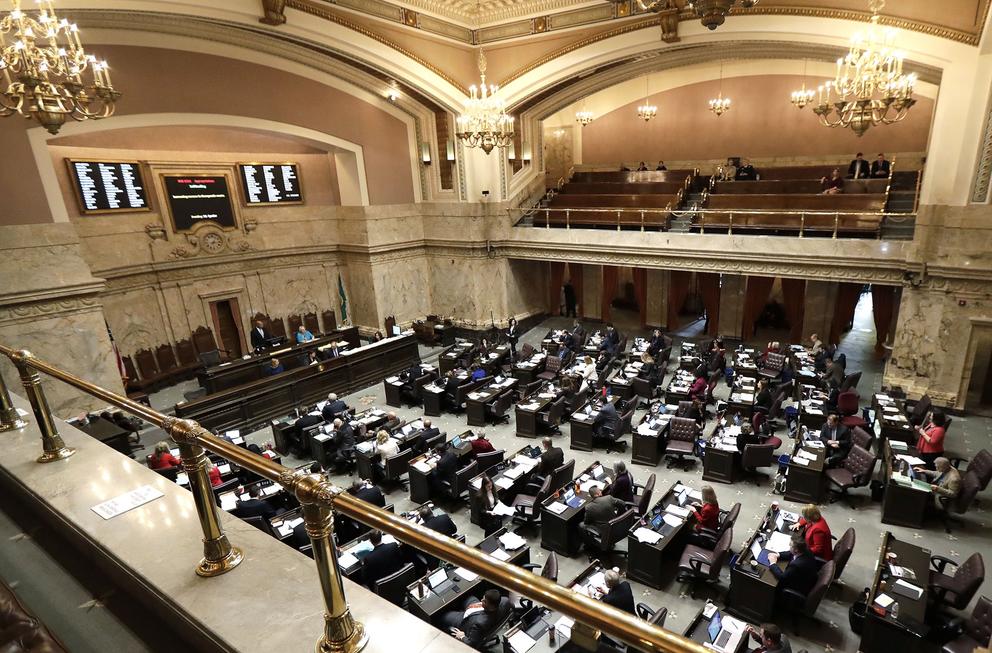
[337, 273, 349, 323]
[106, 321, 126, 381]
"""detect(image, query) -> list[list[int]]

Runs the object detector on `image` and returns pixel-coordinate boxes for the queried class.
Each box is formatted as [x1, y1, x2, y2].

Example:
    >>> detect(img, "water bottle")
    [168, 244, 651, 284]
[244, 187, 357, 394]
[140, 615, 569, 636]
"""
[891, 602, 900, 618]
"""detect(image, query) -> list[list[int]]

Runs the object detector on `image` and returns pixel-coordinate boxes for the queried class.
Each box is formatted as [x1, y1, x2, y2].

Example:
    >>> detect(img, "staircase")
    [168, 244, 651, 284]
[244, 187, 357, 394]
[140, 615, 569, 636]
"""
[881, 171, 919, 240]
[669, 192, 706, 232]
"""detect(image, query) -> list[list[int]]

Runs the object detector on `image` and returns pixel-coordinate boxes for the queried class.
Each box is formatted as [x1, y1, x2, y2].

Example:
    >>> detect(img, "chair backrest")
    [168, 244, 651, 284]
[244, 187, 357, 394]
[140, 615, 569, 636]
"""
[851, 426, 873, 450]
[837, 390, 860, 416]
[642, 473, 657, 496]
[532, 476, 555, 507]
[967, 449, 992, 489]
[551, 459, 575, 490]
[287, 315, 303, 334]
[963, 595, 992, 645]
[803, 560, 836, 615]
[606, 508, 637, 546]
[764, 352, 786, 371]
[521, 343, 536, 359]
[134, 349, 159, 379]
[476, 450, 504, 475]
[376, 563, 418, 607]
[547, 396, 566, 424]
[743, 443, 775, 470]
[452, 460, 479, 497]
[649, 606, 668, 628]
[709, 527, 734, 578]
[832, 528, 856, 581]
[546, 356, 562, 373]
[191, 325, 218, 354]
[768, 394, 784, 421]
[542, 551, 559, 581]
[632, 376, 652, 399]
[677, 401, 692, 417]
[952, 552, 986, 608]
[668, 416, 698, 443]
[303, 312, 319, 335]
[722, 502, 741, 530]
[242, 515, 276, 538]
[199, 350, 222, 367]
[152, 465, 179, 482]
[321, 310, 337, 332]
[212, 478, 241, 505]
[842, 445, 876, 486]
[910, 394, 931, 423]
[175, 339, 198, 366]
[619, 409, 634, 436]
[154, 344, 179, 373]
[950, 470, 982, 515]
[495, 390, 514, 415]
[384, 447, 417, 480]
[269, 317, 287, 339]
[840, 371, 862, 392]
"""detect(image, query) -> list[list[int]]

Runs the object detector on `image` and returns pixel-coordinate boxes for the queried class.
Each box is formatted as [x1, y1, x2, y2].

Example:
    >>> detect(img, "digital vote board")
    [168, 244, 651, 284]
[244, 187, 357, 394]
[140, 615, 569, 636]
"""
[238, 163, 303, 205]
[68, 160, 150, 214]
[162, 175, 237, 231]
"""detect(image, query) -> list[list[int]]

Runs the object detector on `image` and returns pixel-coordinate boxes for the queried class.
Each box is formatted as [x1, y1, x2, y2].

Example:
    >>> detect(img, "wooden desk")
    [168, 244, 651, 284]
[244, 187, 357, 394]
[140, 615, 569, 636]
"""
[626, 482, 695, 588]
[439, 342, 476, 375]
[407, 435, 474, 504]
[74, 416, 133, 457]
[515, 385, 559, 438]
[631, 414, 671, 467]
[384, 377, 404, 407]
[475, 529, 530, 567]
[406, 564, 484, 626]
[861, 532, 936, 653]
[702, 424, 741, 485]
[513, 353, 548, 384]
[881, 440, 932, 529]
[726, 507, 799, 623]
[175, 333, 420, 432]
[683, 605, 749, 653]
[568, 396, 619, 452]
[784, 440, 827, 504]
[873, 394, 915, 447]
[198, 327, 360, 393]
[466, 378, 518, 427]
[540, 462, 613, 556]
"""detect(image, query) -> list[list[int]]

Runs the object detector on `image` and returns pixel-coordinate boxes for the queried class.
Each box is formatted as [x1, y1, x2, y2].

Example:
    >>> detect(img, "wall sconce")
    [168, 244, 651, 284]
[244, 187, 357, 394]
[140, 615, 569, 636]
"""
[387, 88, 400, 102]
[522, 144, 532, 162]
[446, 140, 455, 161]
[421, 142, 432, 165]
[508, 142, 516, 160]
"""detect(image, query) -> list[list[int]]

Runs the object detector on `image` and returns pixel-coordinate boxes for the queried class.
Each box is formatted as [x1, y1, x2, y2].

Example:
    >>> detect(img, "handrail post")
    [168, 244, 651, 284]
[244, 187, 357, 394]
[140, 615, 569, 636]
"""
[545, 210, 550, 229]
[295, 475, 368, 653]
[165, 418, 244, 577]
[0, 367, 27, 432]
[9, 351, 73, 462]
[728, 212, 733, 235]
[616, 210, 621, 232]
[799, 212, 805, 238]
[833, 212, 839, 239]
[566, 208, 570, 230]
[699, 211, 705, 234]
[640, 210, 645, 232]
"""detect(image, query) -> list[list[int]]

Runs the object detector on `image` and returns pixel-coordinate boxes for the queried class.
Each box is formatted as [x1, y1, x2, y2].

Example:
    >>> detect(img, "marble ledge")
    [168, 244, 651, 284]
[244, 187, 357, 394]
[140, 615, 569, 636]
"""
[1, 393, 472, 653]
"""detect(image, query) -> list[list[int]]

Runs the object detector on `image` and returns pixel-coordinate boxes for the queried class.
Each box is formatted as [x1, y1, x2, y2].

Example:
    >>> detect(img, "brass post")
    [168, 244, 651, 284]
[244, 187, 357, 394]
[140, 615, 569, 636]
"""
[566, 209, 570, 230]
[0, 367, 27, 432]
[166, 418, 244, 577]
[833, 212, 840, 239]
[616, 210, 621, 232]
[295, 475, 368, 653]
[640, 210, 645, 232]
[10, 351, 73, 462]
[799, 212, 806, 238]
[728, 212, 733, 235]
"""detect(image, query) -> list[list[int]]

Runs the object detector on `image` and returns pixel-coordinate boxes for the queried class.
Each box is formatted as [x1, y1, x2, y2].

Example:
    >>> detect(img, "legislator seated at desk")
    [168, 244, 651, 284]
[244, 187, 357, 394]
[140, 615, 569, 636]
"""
[913, 456, 961, 511]
[418, 504, 458, 537]
[536, 437, 564, 476]
[440, 589, 512, 651]
[746, 623, 792, 653]
[468, 430, 495, 457]
[600, 569, 635, 615]
[766, 539, 819, 607]
[819, 414, 851, 467]
[786, 504, 833, 561]
[148, 441, 181, 470]
[265, 357, 284, 376]
[232, 485, 278, 521]
[429, 443, 461, 494]
[362, 530, 408, 590]
[688, 485, 721, 545]
[592, 401, 620, 438]
[581, 486, 626, 543]
[336, 479, 387, 543]
[321, 392, 349, 421]
[607, 461, 635, 503]
[295, 325, 315, 344]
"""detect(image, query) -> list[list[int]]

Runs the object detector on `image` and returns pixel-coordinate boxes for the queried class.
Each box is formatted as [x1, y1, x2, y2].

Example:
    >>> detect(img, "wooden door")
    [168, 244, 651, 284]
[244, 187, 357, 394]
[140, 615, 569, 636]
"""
[209, 298, 246, 359]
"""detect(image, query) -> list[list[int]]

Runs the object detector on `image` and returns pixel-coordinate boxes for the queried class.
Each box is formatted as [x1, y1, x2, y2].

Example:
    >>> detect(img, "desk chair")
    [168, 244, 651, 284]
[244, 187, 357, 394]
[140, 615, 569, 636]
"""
[930, 552, 985, 611]
[548, 459, 575, 492]
[490, 391, 513, 425]
[830, 527, 856, 584]
[942, 596, 991, 653]
[511, 476, 553, 531]
[242, 515, 277, 538]
[631, 473, 656, 516]
[635, 604, 668, 627]
[782, 560, 834, 634]
[839, 371, 862, 392]
[522, 550, 558, 582]
[597, 408, 633, 454]
[676, 527, 733, 598]
[375, 562, 419, 607]
[950, 449, 992, 492]
[440, 460, 478, 505]
[478, 597, 518, 652]
[850, 426, 873, 452]
[632, 376, 658, 408]
[538, 356, 563, 381]
[692, 502, 740, 551]
[580, 507, 636, 562]
[837, 391, 867, 429]
[760, 352, 786, 379]
[382, 448, 417, 492]
[941, 470, 982, 533]
[150, 464, 179, 483]
[826, 444, 876, 508]
[907, 394, 932, 426]
[475, 449, 504, 475]
[198, 349, 222, 367]
[538, 396, 567, 435]
[665, 417, 699, 470]
[742, 443, 776, 485]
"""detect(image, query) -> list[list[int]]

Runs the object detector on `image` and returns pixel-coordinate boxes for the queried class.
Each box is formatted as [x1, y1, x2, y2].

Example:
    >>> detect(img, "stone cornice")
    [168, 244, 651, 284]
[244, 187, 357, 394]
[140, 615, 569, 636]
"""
[0, 281, 108, 309]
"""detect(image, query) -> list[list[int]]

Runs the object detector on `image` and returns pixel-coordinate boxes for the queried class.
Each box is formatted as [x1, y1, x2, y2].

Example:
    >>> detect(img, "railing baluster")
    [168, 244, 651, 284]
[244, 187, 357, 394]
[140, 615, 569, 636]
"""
[834, 212, 840, 239]
[728, 212, 733, 235]
[699, 211, 705, 234]
[10, 350, 74, 463]
[0, 367, 27, 432]
[546, 210, 550, 229]
[566, 208, 570, 230]
[617, 210, 621, 232]
[640, 210, 645, 232]
[800, 212, 805, 238]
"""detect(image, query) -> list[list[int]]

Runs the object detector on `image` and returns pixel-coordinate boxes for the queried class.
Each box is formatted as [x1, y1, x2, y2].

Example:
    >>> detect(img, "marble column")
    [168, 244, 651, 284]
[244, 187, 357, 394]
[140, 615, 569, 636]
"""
[717, 275, 746, 340]
[802, 281, 838, 344]
[646, 269, 668, 328]
[583, 265, 602, 321]
[0, 224, 124, 416]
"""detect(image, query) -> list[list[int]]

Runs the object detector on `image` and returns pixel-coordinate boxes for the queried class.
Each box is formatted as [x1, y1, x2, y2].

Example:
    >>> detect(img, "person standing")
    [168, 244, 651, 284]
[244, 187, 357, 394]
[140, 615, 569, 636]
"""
[250, 320, 271, 351]
[506, 318, 520, 358]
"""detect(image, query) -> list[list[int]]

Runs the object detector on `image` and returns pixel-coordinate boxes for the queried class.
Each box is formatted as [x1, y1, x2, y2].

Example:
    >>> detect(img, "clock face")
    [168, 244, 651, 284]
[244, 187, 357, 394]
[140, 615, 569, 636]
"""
[201, 231, 225, 253]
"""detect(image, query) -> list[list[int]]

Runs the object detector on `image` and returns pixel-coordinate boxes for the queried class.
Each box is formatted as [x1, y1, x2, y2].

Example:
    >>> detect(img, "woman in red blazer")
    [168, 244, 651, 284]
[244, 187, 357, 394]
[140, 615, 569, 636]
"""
[206, 460, 223, 487]
[691, 485, 720, 532]
[916, 411, 947, 467]
[148, 442, 180, 470]
[792, 504, 833, 560]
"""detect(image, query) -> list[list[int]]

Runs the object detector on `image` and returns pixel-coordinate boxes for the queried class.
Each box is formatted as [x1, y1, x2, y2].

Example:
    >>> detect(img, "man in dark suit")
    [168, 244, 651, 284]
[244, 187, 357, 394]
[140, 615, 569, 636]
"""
[819, 414, 851, 466]
[847, 152, 869, 179]
[600, 570, 635, 614]
[821, 358, 844, 390]
[735, 158, 758, 181]
[870, 153, 891, 178]
[536, 437, 564, 475]
[322, 393, 349, 422]
[593, 401, 620, 439]
[350, 479, 386, 507]
[442, 589, 512, 651]
[318, 343, 342, 360]
[601, 324, 620, 351]
[362, 530, 406, 590]
[419, 505, 457, 536]
[232, 485, 276, 521]
[444, 371, 462, 403]
[292, 413, 324, 456]
[335, 479, 386, 543]
[420, 418, 440, 441]
[250, 320, 271, 351]
[332, 418, 357, 467]
[768, 539, 820, 603]
[429, 444, 459, 495]
[582, 486, 625, 541]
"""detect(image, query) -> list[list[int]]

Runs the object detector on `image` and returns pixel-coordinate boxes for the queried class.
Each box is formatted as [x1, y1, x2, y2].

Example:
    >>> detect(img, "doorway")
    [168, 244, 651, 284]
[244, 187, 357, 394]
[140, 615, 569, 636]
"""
[208, 298, 246, 359]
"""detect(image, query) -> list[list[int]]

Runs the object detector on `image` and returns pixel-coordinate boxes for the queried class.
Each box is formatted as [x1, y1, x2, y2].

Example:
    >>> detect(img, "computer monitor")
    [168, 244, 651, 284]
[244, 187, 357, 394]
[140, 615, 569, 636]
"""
[427, 568, 449, 589]
[451, 435, 463, 448]
[591, 464, 604, 478]
[651, 514, 663, 529]
[707, 611, 723, 643]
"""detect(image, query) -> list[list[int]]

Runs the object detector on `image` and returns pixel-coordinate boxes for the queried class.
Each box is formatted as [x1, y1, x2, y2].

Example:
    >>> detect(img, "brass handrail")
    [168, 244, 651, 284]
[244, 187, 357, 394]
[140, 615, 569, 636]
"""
[0, 345, 709, 653]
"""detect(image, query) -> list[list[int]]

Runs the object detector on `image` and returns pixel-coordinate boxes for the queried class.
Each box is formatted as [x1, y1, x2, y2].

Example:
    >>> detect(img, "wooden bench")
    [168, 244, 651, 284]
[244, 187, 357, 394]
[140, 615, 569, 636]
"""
[560, 181, 685, 195]
[570, 169, 693, 184]
[751, 165, 836, 180]
[706, 193, 885, 212]
[694, 211, 884, 236]
[713, 179, 890, 194]
[549, 193, 677, 209]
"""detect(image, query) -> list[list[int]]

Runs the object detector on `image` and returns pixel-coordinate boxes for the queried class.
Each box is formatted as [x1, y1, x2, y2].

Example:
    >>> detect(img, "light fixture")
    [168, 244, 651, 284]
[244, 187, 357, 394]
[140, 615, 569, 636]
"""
[708, 62, 731, 116]
[575, 108, 594, 126]
[455, 48, 514, 154]
[386, 87, 400, 102]
[686, 0, 757, 30]
[805, 0, 917, 137]
[0, 0, 120, 134]
[790, 59, 815, 109]
[420, 142, 431, 165]
[637, 75, 656, 122]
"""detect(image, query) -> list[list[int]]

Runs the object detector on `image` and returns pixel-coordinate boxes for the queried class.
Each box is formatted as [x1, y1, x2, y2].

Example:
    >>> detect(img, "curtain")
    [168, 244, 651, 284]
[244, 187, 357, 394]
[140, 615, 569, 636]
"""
[631, 268, 648, 327]
[829, 283, 863, 345]
[667, 270, 692, 331]
[741, 276, 775, 340]
[781, 278, 807, 343]
[697, 273, 721, 336]
[601, 266, 619, 322]
[548, 262, 566, 315]
[570, 263, 584, 318]
[871, 284, 897, 354]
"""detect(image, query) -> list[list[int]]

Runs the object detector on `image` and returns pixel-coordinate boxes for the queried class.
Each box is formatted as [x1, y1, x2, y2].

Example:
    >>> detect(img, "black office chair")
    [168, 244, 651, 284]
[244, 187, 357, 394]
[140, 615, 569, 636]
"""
[636, 603, 668, 627]
[579, 508, 636, 562]
[511, 476, 553, 531]
[440, 460, 478, 505]
[382, 448, 417, 492]
[242, 515, 278, 538]
[538, 396, 567, 435]
[522, 551, 558, 583]
[631, 473, 656, 516]
[597, 408, 633, 454]
[692, 502, 740, 550]
[549, 459, 575, 491]
[475, 449, 505, 475]
[151, 465, 180, 482]
[490, 391, 513, 425]
[375, 563, 419, 607]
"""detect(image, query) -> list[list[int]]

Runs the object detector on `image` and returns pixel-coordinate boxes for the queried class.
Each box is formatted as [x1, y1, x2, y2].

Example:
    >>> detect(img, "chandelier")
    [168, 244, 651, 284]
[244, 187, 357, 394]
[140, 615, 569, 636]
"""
[708, 63, 730, 116]
[455, 49, 513, 154]
[686, 0, 757, 30]
[636, 75, 656, 122]
[0, 0, 119, 135]
[807, 0, 916, 137]
[575, 110, 594, 126]
[790, 59, 815, 109]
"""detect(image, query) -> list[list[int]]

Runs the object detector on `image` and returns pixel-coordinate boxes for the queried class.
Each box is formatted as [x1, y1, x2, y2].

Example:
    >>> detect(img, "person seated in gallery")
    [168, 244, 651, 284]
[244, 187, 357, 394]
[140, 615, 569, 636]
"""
[265, 357, 284, 376]
[655, 160, 667, 171]
[847, 151, 869, 179]
[637, 161, 649, 171]
[871, 153, 891, 178]
[820, 168, 845, 194]
[735, 158, 758, 180]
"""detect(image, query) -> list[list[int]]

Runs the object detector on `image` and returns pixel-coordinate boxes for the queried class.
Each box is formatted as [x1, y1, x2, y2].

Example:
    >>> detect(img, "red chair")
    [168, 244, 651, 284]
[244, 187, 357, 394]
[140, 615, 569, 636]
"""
[837, 391, 867, 429]
[752, 412, 783, 449]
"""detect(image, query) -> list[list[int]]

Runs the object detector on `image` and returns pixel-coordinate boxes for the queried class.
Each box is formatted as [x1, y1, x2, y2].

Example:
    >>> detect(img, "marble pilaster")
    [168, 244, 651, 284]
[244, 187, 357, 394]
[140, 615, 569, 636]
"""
[802, 281, 839, 344]
[646, 268, 668, 328]
[717, 275, 746, 340]
[583, 264, 603, 321]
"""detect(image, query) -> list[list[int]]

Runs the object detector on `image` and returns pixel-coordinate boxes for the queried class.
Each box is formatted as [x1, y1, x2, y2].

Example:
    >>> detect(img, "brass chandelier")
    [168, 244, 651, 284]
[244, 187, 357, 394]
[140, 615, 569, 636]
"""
[708, 62, 731, 116]
[636, 75, 656, 122]
[686, 0, 758, 30]
[805, 0, 916, 137]
[0, 0, 119, 134]
[455, 48, 514, 154]
[790, 59, 815, 109]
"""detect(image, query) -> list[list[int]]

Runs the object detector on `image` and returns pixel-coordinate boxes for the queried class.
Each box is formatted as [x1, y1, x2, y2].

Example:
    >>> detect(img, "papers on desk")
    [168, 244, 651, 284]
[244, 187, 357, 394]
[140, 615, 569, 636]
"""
[277, 517, 305, 538]
[579, 479, 606, 493]
[792, 457, 811, 466]
[225, 429, 240, 440]
[889, 564, 917, 580]
[519, 402, 541, 411]
[507, 630, 536, 653]
[883, 405, 900, 413]
[896, 454, 926, 466]
[512, 455, 539, 469]
[634, 527, 663, 544]
[261, 484, 280, 497]
[890, 440, 909, 451]
[735, 393, 755, 403]
[176, 472, 189, 486]
[492, 502, 516, 517]
[454, 567, 479, 582]
[794, 449, 816, 462]
[664, 504, 691, 519]
[805, 440, 825, 449]
[217, 463, 231, 475]
[220, 493, 238, 512]
[892, 579, 924, 601]
[467, 392, 481, 400]
[503, 465, 526, 480]
[495, 477, 515, 490]
[411, 460, 433, 474]
[338, 552, 359, 569]
[663, 514, 685, 528]
[766, 531, 794, 553]
[546, 501, 568, 515]
[498, 532, 528, 551]
[491, 548, 511, 562]
[313, 433, 332, 442]
[637, 423, 659, 436]
[555, 617, 574, 640]
[356, 441, 375, 454]
[90, 485, 164, 520]
[873, 593, 895, 609]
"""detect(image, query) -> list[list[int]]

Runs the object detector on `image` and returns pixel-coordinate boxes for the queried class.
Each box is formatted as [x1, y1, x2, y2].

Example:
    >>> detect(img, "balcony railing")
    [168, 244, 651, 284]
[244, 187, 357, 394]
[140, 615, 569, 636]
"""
[0, 344, 710, 653]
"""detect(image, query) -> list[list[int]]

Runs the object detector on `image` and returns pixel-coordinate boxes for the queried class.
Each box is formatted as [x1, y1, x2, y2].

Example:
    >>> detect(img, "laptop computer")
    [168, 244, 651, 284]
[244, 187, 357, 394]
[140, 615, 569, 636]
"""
[427, 567, 453, 594]
[707, 611, 733, 649]
[451, 435, 463, 448]
[563, 488, 585, 509]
